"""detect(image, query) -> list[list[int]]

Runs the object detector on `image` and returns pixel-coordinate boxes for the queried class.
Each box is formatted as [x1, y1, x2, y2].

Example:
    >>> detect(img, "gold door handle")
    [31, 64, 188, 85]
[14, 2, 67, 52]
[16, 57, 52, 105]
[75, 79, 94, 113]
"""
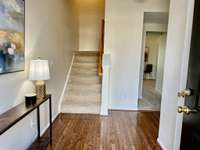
[177, 106, 198, 115]
[178, 89, 192, 97]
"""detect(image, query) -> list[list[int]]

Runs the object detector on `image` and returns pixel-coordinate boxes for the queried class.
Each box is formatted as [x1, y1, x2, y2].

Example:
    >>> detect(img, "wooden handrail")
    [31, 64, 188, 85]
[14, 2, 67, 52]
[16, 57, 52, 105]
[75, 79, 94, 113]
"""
[98, 20, 105, 76]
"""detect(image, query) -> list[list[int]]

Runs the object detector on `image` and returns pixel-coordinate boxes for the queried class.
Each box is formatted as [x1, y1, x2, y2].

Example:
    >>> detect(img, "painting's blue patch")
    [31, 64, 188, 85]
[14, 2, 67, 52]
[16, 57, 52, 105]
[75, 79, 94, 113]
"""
[0, 3, 6, 15]
[0, 51, 6, 73]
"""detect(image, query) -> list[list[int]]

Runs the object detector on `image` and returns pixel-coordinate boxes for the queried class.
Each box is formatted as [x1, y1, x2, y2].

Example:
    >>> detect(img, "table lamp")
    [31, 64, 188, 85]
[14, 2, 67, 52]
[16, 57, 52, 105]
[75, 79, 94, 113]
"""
[29, 58, 50, 99]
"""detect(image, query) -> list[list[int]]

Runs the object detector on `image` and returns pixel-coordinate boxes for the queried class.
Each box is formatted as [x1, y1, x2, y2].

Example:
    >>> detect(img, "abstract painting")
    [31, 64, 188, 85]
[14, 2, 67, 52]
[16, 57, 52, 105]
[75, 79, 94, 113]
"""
[0, 0, 25, 74]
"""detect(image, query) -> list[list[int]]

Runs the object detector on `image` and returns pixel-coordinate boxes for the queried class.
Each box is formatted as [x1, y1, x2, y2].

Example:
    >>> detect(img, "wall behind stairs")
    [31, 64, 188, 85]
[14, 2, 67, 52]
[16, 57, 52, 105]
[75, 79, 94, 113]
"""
[75, 0, 105, 51]
[0, 0, 78, 149]
[104, 0, 169, 109]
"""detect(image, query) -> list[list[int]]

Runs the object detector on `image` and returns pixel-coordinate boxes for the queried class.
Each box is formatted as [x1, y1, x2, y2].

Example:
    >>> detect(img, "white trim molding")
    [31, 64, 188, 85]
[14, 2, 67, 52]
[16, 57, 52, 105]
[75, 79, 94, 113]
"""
[40, 113, 58, 136]
[157, 138, 167, 150]
[100, 54, 111, 116]
[110, 105, 138, 111]
[58, 55, 75, 113]
[157, 0, 195, 149]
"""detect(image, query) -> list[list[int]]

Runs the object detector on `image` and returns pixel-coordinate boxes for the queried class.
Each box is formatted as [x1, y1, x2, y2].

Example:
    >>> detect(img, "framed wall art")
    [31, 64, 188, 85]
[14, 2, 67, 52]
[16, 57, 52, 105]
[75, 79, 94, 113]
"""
[0, 0, 25, 74]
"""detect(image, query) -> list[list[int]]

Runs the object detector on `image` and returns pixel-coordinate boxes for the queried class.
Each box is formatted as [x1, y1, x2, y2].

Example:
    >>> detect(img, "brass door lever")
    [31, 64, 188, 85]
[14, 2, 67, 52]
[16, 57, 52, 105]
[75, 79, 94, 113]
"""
[178, 106, 199, 115]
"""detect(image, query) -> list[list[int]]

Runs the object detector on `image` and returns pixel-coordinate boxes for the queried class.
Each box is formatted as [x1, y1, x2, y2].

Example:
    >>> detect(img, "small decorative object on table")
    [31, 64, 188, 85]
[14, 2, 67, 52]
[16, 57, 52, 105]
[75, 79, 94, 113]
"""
[25, 93, 36, 106]
[29, 58, 50, 99]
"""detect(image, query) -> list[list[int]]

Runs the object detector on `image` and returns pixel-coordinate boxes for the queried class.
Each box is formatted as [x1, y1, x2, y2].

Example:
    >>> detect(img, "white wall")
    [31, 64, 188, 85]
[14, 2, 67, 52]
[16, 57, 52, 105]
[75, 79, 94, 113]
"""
[104, 0, 169, 109]
[75, 0, 105, 51]
[0, 0, 78, 149]
[155, 33, 167, 93]
[158, 0, 194, 149]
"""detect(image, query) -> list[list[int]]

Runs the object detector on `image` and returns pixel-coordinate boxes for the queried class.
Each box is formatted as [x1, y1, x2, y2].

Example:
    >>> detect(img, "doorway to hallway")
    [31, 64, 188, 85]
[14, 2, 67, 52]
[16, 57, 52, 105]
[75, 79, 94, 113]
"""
[139, 32, 167, 111]
[138, 12, 169, 111]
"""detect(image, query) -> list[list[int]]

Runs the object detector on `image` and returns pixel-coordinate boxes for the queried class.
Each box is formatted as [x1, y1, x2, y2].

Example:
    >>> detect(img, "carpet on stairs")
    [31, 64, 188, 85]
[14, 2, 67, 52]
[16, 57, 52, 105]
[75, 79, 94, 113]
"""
[61, 51, 102, 114]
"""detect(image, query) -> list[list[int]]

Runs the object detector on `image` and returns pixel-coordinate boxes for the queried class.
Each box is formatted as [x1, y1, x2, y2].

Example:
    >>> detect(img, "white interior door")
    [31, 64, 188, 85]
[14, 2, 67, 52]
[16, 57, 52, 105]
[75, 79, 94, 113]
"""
[157, 0, 195, 149]
[173, 0, 195, 149]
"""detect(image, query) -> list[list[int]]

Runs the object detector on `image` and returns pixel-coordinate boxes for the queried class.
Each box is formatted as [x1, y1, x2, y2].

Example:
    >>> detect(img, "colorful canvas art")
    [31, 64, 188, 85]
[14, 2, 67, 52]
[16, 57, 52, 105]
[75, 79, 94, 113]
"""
[0, 0, 25, 74]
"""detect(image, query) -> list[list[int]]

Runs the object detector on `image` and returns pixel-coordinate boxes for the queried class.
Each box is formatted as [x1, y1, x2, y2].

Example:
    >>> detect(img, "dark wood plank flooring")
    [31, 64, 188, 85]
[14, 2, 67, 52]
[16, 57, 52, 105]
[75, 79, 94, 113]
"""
[29, 111, 161, 150]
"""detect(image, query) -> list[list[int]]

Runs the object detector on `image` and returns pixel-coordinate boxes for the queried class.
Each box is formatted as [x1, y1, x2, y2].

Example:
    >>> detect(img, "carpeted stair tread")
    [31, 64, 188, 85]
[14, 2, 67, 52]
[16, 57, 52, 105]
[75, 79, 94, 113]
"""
[61, 52, 101, 114]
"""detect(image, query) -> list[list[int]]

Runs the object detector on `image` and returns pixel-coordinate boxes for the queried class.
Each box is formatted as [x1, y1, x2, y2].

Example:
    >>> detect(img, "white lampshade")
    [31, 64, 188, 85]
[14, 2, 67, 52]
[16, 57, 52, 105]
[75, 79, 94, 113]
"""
[29, 59, 50, 81]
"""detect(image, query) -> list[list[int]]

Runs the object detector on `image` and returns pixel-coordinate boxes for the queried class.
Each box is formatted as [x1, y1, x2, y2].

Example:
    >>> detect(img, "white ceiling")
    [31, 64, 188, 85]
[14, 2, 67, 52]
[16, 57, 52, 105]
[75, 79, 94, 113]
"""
[144, 12, 169, 24]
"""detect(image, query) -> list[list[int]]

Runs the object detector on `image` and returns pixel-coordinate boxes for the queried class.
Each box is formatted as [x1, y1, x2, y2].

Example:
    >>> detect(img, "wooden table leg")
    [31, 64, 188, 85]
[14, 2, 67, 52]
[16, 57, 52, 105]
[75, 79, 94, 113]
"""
[37, 106, 40, 140]
[49, 96, 52, 145]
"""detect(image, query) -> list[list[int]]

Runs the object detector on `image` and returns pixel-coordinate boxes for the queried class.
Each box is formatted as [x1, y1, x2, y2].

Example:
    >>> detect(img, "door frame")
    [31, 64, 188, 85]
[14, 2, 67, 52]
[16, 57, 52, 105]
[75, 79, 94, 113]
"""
[138, 20, 168, 102]
[173, 0, 195, 149]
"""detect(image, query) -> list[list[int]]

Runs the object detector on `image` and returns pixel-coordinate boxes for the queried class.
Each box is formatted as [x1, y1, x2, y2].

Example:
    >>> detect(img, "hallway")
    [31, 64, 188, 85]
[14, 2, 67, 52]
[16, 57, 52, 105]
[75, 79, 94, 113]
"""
[139, 80, 161, 111]
[29, 111, 161, 150]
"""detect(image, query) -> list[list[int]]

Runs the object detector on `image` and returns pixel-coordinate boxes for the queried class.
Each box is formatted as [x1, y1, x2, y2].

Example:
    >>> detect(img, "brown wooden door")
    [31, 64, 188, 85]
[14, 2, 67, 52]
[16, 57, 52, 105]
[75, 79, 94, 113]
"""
[180, 0, 200, 149]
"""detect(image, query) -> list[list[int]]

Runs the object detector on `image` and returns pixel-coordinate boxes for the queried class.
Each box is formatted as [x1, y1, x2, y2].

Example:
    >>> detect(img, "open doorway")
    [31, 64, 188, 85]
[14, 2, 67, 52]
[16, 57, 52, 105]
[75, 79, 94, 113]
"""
[138, 12, 168, 111]
[141, 32, 167, 111]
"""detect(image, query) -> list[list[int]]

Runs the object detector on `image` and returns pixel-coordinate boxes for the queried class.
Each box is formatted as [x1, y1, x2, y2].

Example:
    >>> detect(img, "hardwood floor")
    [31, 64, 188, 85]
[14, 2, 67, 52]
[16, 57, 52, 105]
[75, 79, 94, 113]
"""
[29, 111, 161, 150]
[139, 80, 161, 111]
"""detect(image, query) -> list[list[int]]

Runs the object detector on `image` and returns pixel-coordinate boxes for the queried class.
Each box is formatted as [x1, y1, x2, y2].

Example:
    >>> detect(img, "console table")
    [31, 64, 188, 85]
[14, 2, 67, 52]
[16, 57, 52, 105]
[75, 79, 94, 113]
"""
[0, 94, 52, 145]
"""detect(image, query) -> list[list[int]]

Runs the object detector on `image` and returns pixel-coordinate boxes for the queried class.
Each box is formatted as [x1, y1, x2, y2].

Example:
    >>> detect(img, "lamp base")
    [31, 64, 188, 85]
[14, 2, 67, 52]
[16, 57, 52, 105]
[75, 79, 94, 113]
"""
[35, 80, 46, 99]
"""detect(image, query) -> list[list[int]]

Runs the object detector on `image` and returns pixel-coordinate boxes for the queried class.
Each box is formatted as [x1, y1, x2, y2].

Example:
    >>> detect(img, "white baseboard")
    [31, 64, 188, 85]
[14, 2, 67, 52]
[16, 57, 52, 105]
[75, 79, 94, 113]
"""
[139, 96, 143, 99]
[157, 138, 167, 150]
[110, 104, 138, 111]
[58, 55, 75, 113]
[100, 111, 109, 116]
[40, 113, 58, 135]
[31, 113, 59, 147]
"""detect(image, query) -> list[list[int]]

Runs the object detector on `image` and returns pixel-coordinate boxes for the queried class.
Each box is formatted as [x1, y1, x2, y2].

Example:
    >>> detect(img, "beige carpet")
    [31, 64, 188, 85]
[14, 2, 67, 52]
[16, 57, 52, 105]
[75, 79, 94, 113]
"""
[61, 52, 102, 114]
[139, 79, 161, 111]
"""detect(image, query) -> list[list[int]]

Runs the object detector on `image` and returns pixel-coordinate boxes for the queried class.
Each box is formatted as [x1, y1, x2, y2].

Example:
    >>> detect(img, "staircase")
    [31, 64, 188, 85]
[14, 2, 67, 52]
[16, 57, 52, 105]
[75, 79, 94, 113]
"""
[61, 51, 102, 114]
